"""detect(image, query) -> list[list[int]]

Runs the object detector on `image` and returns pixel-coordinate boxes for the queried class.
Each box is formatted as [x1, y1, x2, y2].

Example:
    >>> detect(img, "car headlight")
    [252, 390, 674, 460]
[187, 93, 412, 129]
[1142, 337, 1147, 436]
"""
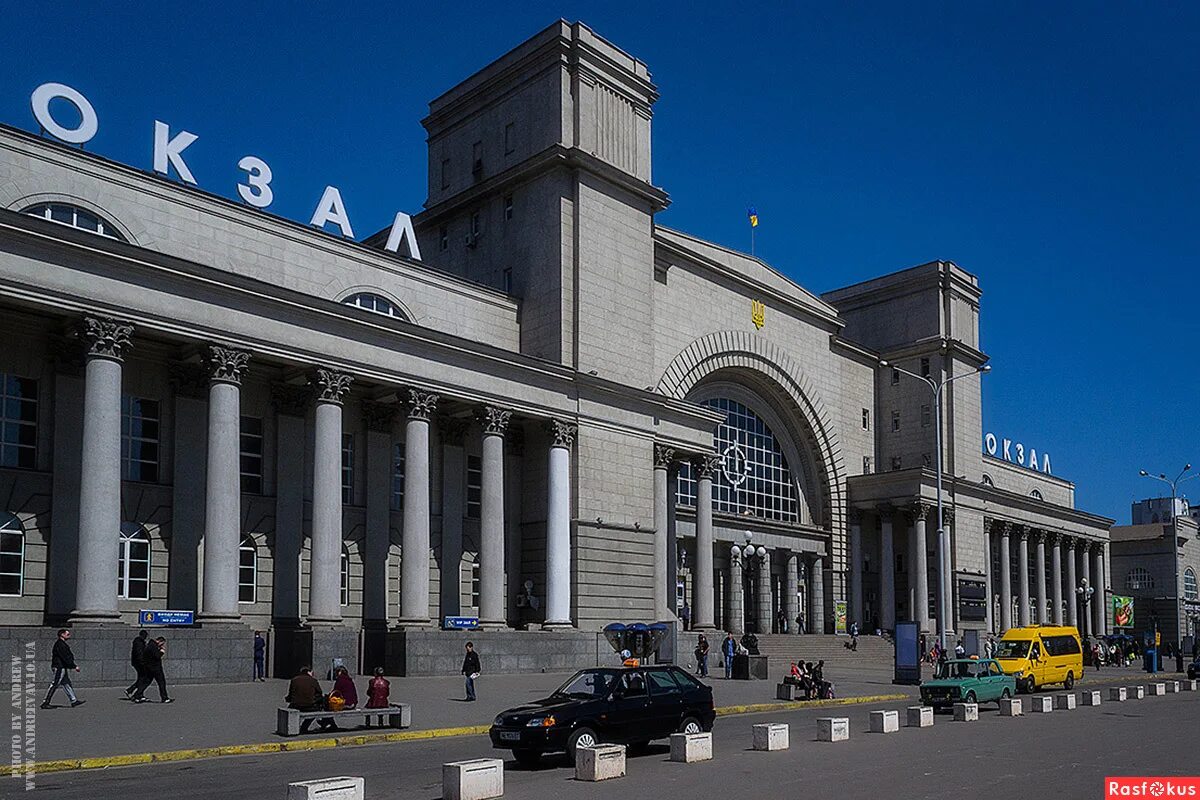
[526, 716, 556, 728]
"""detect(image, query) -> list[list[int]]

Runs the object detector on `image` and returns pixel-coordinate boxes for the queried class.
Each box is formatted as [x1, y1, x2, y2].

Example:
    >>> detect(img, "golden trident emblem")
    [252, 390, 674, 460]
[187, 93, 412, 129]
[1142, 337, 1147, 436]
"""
[751, 299, 765, 330]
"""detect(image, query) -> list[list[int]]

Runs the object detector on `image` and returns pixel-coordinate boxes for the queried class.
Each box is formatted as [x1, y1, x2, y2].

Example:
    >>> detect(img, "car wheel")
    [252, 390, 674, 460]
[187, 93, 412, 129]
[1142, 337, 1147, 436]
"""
[964, 691, 977, 705]
[1064, 671, 1075, 690]
[678, 716, 703, 735]
[566, 727, 598, 761]
[513, 750, 540, 769]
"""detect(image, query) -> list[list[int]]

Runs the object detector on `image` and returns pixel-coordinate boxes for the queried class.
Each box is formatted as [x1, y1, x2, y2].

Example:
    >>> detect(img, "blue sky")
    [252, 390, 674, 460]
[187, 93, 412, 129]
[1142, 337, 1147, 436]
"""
[2, 3, 1196, 522]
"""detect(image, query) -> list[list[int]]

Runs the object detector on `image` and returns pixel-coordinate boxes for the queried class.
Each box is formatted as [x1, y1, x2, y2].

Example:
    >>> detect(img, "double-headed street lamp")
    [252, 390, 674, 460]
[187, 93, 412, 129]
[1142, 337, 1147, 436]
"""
[1076, 578, 1094, 638]
[880, 358, 991, 653]
[1137, 464, 1197, 519]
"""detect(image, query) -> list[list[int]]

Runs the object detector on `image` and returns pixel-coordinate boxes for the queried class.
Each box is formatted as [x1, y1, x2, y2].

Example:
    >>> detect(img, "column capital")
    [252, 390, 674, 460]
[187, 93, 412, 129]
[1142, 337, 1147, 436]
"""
[441, 416, 468, 446]
[361, 400, 398, 433]
[1064, 535, 1077, 552]
[694, 454, 721, 480]
[1045, 531, 1061, 546]
[1029, 528, 1044, 543]
[205, 345, 251, 385]
[478, 405, 512, 437]
[78, 314, 134, 361]
[168, 361, 209, 400]
[653, 443, 676, 468]
[908, 501, 933, 523]
[548, 418, 578, 449]
[993, 519, 1012, 537]
[311, 367, 354, 405]
[271, 383, 310, 417]
[405, 388, 440, 421]
[1014, 525, 1028, 541]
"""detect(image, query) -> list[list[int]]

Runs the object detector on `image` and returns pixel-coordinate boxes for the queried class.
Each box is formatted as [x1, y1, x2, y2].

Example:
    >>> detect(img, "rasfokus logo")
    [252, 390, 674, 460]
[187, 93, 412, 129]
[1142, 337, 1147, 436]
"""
[1107, 778, 1200, 798]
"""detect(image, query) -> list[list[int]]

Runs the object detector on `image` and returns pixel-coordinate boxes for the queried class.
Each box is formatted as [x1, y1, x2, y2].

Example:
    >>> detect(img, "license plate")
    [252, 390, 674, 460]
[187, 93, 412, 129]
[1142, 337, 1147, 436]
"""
[499, 731, 521, 742]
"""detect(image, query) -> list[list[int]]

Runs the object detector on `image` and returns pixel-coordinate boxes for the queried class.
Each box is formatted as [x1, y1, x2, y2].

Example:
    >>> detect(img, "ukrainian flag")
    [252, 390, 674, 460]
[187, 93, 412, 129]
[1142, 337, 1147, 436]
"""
[747, 206, 758, 228]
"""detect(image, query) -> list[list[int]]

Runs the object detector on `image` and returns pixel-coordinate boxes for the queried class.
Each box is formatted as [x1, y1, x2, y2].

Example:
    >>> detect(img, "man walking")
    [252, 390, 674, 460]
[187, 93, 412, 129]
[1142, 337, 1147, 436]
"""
[461, 642, 481, 701]
[126, 629, 149, 699]
[253, 631, 267, 682]
[41, 628, 84, 709]
[133, 636, 173, 703]
[722, 632, 736, 679]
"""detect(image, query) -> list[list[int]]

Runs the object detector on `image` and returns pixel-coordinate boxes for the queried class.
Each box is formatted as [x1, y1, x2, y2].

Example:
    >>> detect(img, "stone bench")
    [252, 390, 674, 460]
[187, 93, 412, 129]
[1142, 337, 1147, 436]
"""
[670, 732, 713, 762]
[752, 723, 789, 751]
[287, 777, 364, 800]
[576, 745, 626, 782]
[276, 704, 412, 736]
[444, 758, 504, 800]
[953, 702, 978, 722]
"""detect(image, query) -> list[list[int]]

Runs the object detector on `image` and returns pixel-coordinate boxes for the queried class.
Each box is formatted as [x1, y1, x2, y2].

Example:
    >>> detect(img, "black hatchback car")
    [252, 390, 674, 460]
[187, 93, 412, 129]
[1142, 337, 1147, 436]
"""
[489, 665, 715, 766]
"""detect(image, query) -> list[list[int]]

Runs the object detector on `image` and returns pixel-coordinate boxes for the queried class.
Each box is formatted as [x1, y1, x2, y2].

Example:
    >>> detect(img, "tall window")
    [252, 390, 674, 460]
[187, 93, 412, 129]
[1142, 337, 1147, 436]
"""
[1125, 567, 1154, 591]
[470, 557, 480, 609]
[0, 513, 24, 597]
[340, 547, 351, 606]
[891, 410, 901, 432]
[391, 443, 406, 510]
[921, 404, 931, 427]
[441, 158, 450, 190]
[920, 357, 931, 377]
[861, 408, 870, 430]
[341, 434, 355, 504]
[504, 122, 515, 155]
[862, 456, 873, 474]
[341, 293, 405, 320]
[1184, 568, 1198, 602]
[118, 523, 151, 600]
[238, 536, 257, 603]
[240, 416, 264, 494]
[466, 455, 482, 519]
[676, 398, 798, 522]
[503, 194, 514, 221]
[121, 396, 160, 482]
[23, 203, 124, 240]
[0, 373, 37, 469]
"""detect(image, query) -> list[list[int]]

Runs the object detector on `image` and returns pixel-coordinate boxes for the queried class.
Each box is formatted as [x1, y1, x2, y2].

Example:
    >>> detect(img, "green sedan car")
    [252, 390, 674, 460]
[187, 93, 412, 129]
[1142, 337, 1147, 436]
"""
[920, 658, 1017, 709]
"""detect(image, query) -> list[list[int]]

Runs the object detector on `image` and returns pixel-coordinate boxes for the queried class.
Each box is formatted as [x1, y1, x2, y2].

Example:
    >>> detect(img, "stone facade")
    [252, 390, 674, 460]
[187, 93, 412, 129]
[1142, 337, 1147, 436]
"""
[0, 20, 1112, 680]
[1109, 514, 1200, 648]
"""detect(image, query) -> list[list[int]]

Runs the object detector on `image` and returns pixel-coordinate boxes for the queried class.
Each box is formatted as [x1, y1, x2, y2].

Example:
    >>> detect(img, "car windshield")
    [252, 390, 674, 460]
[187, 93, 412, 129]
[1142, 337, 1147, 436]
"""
[934, 660, 979, 680]
[994, 640, 1030, 659]
[551, 670, 614, 699]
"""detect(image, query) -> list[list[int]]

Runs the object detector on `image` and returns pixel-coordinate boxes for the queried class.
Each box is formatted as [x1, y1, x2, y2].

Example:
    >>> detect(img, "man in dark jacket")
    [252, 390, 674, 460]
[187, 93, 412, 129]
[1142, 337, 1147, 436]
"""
[133, 636, 172, 703]
[287, 667, 333, 732]
[253, 631, 267, 682]
[461, 642, 481, 701]
[41, 628, 84, 709]
[125, 630, 149, 699]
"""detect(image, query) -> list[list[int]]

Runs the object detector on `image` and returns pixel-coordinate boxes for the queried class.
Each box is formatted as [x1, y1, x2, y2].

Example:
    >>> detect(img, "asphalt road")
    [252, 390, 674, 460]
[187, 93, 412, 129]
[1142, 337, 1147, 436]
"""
[28, 685, 1199, 800]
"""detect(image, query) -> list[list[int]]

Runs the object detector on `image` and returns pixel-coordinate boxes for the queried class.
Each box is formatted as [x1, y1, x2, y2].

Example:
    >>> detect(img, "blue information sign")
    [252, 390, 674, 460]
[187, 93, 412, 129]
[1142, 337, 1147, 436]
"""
[139, 609, 195, 626]
[442, 616, 479, 630]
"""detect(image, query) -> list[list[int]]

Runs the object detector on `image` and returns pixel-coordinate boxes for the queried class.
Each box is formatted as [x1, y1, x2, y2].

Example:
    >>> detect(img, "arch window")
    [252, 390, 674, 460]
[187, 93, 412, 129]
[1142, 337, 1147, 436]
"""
[981, 474, 995, 488]
[1125, 567, 1154, 591]
[118, 523, 151, 600]
[678, 397, 798, 522]
[238, 536, 258, 603]
[1030, 489, 1043, 501]
[0, 513, 24, 597]
[23, 203, 124, 240]
[340, 546, 351, 607]
[342, 293, 406, 320]
[1185, 568, 1198, 602]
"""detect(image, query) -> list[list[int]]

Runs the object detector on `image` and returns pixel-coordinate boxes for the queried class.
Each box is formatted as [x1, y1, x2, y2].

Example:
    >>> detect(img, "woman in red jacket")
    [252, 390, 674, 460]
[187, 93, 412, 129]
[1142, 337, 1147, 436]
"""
[365, 667, 390, 709]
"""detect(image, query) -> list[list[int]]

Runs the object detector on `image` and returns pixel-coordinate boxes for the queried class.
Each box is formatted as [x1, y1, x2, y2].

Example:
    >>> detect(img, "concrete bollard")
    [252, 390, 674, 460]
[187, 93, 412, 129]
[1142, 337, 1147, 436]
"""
[1130, 685, 1146, 700]
[1030, 695, 1053, 713]
[575, 745, 626, 782]
[1149, 683, 1166, 696]
[999, 697, 1023, 716]
[869, 710, 899, 733]
[1184, 680, 1198, 692]
[287, 778, 364, 800]
[752, 723, 789, 751]
[1055, 693, 1077, 710]
[443, 760, 504, 800]
[669, 732, 713, 763]
[817, 717, 850, 742]
[907, 706, 934, 728]
[1081, 691, 1102, 706]
[776, 683, 799, 701]
[1165, 681, 1180, 694]
[1110, 687, 1127, 701]
[953, 703, 978, 722]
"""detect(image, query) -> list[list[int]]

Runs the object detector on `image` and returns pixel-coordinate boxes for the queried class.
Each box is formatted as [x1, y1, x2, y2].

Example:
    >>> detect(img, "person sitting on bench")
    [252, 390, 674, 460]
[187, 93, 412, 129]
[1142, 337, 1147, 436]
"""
[286, 666, 335, 733]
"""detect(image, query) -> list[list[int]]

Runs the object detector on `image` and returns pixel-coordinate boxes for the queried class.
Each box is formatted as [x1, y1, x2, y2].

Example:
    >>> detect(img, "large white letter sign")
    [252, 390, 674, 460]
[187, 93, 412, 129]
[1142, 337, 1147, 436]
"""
[31, 83, 98, 145]
[383, 211, 421, 259]
[153, 121, 199, 184]
[237, 156, 274, 208]
[310, 186, 354, 238]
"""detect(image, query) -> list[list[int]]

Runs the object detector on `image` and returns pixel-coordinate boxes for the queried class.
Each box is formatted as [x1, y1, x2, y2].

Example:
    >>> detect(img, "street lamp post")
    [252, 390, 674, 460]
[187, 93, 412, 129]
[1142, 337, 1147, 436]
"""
[880, 358, 991, 653]
[1137, 464, 1197, 520]
[1076, 578, 1094, 639]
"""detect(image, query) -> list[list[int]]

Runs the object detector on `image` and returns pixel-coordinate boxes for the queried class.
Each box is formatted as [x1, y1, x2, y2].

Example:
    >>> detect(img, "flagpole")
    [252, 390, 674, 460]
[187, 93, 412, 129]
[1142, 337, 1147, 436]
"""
[751, 226, 755, 257]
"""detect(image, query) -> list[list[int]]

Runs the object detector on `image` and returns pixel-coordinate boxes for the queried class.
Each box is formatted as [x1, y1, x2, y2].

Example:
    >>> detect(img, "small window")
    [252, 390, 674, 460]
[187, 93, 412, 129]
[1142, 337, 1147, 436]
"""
[1030, 489, 1044, 501]
[342, 293, 405, 320]
[23, 203, 124, 240]
[0, 513, 25, 597]
[439, 225, 449, 252]
[341, 433, 355, 505]
[504, 195, 514, 221]
[891, 368, 900, 385]
[340, 546, 351, 606]
[891, 456, 902, 471]
[862, 456, 873, 475]
[891, 410, 901, 432]
[0, 373, 38, 470]
[920, 357, 931, 377]
[982, 473, 995, 487]
[861, 408, 870, 430]
[504, 122, 515, 155]
[502, 267, 513, 294]
[471, 211, 482, 237]
[466, 454, 482, 519]
[240, 416, 264, 494]
[471, 141, 483, 181]
[118, 523, 151, 600]
[441, 158, 450, 190]
[238, 536, 257, 603]
[391, 443, 406, 511]
[1125, 567, 1154, 591]
[121, 396, 160, 482]
[921, 404, 931, 427]
[1185, 568, 1198, 602]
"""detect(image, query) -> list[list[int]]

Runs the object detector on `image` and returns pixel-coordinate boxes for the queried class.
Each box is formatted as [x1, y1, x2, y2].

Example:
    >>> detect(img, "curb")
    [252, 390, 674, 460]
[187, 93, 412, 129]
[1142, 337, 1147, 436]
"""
[21, 692, 910, 775]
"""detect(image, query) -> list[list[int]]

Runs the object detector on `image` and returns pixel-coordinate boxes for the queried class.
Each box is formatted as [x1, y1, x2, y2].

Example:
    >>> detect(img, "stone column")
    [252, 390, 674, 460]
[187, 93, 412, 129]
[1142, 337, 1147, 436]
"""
[880, 510, 896, 631]
[756, 548, 772, 634]
[72, 316, 133, 622]
[785, 551, 799, 634]
[940, 510, 956, 639]
[728, 547, 744, 635]
[199, 345, 250, 622]
[1050, 533, 1064, 625]
[652, 444, 675, 622]
[911, 503, 931, 633]
[1034, 531, 1048, 624]
[308, 367, 353, 625]
[1093, 544, 1107, 636]
[848, 510, 864, 630]
[693, 456, 718, 631]
[998, 523, 1013, 632]
[1017, 528, 1031, 627]
[809, 555, 825, 634]
[478, 405, 511, 628]
[362, 401, 397, 627]
[271, 385, 309, 625]
[1065, 537, 1078, 628]
[1080, 542, 1092, 638]
[398, 390, 438, 626]
[543, 419, 577, 629]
